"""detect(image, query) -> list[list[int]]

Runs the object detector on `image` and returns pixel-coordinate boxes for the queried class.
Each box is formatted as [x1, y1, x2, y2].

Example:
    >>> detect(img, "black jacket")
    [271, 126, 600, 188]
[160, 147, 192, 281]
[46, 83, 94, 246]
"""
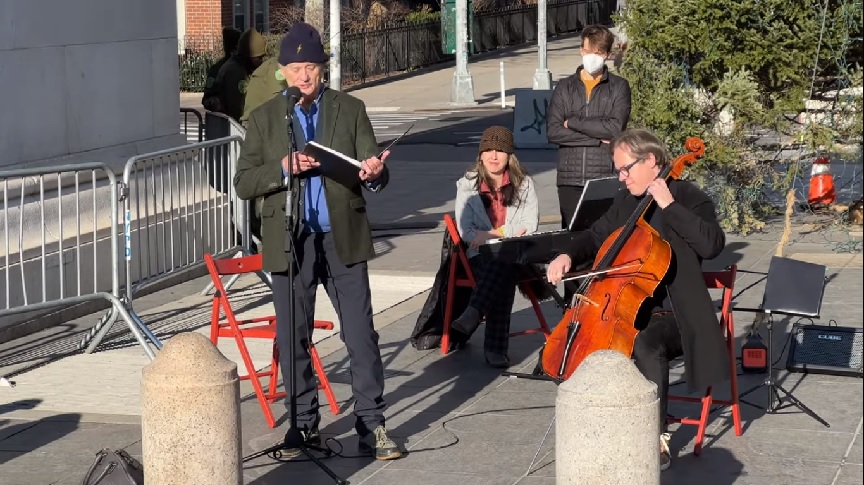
[560, 180, 729, 392]
[546, 66, 631, 187]
[411, 231, 472, 351]
[411, 231, 558, 351]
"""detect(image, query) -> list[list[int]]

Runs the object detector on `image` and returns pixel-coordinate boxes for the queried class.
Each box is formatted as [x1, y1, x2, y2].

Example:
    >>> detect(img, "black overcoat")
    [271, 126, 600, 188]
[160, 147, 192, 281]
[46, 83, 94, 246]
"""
[560, 179, 730, 392]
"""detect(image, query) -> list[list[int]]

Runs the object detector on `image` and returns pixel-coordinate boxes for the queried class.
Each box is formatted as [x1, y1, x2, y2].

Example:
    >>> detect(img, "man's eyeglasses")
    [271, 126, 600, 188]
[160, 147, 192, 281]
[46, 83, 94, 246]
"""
[614, 157, 644, 177]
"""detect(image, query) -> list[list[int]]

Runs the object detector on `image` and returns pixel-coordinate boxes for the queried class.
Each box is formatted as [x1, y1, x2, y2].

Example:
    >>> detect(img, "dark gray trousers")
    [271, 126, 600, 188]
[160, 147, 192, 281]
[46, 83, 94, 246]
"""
[271, 231, 386, 437]
[632, 313, 684, 434]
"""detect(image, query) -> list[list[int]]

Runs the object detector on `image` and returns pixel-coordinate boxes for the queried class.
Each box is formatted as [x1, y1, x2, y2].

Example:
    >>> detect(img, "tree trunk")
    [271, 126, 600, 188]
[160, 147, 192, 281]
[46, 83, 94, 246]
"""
[305, 0, 326, 35]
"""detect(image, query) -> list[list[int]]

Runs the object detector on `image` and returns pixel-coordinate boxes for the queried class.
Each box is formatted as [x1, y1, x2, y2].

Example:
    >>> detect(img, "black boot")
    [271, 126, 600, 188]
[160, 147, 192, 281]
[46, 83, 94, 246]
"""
[484, 351, 511, 369]
[451, 306, 482, 337]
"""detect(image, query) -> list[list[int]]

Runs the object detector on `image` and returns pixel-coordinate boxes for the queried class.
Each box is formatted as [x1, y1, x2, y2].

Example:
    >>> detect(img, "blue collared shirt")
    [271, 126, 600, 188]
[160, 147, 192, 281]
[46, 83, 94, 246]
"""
[288, 87, 330, 233]
[283, 87, 382, 233]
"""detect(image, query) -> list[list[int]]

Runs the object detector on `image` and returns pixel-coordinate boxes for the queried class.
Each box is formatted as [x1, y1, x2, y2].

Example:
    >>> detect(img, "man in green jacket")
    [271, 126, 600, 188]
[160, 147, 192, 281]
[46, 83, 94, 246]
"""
[233, 22, 401, 461]
[240, 56, 288, 126]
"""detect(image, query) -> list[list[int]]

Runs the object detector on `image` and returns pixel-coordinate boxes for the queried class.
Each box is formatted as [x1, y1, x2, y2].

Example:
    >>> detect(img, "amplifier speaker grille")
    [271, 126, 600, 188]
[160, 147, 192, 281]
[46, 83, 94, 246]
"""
[786, 323, 863, 378]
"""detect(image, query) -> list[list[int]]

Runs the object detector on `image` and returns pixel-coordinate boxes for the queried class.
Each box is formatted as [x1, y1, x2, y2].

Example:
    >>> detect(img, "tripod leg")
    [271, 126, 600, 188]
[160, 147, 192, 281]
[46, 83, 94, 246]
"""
[772, 383, 831, 428]
[768, 384, 781, 413]
[299, 446, 350, 485]
[738, 382, 763, 401]
[738, 376, 770, 410]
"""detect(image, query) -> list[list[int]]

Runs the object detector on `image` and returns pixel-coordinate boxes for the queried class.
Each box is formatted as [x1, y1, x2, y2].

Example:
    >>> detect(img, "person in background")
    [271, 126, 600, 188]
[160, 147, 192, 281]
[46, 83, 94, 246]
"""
[215, 28, 266, 122]
[546, 24, 631, 302]
[449, 126, 539, 368]
[546, 128, 729, 472]
[241, 56, 289, 126]
[201, 27, 242, 113]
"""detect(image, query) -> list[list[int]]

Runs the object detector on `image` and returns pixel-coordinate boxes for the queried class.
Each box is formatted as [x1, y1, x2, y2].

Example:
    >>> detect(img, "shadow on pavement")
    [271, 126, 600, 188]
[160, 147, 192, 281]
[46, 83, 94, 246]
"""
[244, 303, 558, 484]
[0, 402, 79, 468]
[661, 447, 744, 485]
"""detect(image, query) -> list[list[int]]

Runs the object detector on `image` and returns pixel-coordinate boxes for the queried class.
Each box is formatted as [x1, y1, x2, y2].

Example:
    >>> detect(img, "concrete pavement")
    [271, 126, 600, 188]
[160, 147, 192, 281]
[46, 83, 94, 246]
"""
[1, 224, 862, 484]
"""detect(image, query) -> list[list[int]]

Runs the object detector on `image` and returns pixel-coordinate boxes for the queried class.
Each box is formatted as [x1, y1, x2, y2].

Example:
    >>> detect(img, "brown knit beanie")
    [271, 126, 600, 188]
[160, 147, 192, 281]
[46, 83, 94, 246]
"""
[479, 126, 515, 154]
[243, 28, 267, 58]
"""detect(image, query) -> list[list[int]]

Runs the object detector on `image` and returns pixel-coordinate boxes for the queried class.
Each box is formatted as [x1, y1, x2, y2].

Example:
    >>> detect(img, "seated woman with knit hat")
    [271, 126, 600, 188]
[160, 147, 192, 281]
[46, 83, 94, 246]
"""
[450, 126, 540, 368]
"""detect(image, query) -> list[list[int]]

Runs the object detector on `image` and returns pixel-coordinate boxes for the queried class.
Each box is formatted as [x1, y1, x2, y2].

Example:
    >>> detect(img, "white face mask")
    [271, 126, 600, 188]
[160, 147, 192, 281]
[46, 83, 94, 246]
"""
[582, 53, 606, 74]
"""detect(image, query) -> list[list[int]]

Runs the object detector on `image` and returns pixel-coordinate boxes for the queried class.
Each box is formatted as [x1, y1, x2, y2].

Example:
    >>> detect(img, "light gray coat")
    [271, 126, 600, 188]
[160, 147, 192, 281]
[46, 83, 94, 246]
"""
[454, 173, 539, 258]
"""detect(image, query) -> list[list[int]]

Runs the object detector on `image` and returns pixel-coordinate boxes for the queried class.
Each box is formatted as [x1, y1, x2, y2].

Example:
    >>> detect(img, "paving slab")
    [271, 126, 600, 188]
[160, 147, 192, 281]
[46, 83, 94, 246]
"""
[2, 185, 863, 485]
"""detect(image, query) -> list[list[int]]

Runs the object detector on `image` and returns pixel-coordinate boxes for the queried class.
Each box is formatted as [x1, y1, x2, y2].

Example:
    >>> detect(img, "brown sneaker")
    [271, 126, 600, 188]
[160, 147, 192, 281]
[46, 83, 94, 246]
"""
[660, 432, 671, 471]
[359, 426, 402, 460]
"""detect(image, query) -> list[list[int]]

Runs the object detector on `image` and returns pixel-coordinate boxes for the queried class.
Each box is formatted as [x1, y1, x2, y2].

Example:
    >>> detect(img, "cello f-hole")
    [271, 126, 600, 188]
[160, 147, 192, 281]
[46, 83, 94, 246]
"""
[600, 293, 612, 321]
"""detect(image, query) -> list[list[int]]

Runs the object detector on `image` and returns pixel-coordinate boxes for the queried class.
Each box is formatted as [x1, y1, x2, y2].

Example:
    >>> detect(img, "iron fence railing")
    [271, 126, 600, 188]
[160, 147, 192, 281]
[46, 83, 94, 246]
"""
[178, 1, 616, 91]
[472, 0, 601, 53]
[340, 20, 444, 86]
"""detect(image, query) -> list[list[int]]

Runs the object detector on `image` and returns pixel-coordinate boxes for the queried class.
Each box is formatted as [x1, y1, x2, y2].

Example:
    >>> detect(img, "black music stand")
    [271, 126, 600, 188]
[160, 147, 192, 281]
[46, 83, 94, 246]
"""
[737, 256, 830, 427]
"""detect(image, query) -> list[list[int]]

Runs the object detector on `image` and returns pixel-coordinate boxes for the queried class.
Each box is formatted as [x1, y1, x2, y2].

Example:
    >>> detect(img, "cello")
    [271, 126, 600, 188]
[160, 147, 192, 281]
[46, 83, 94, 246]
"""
[540, 137, 706, 381]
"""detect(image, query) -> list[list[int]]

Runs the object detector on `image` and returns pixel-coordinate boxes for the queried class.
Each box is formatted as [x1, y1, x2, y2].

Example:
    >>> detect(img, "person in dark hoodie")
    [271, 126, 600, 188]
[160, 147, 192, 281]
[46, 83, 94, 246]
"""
[201, 27, 242, 113]
[214, 28, 266, 122]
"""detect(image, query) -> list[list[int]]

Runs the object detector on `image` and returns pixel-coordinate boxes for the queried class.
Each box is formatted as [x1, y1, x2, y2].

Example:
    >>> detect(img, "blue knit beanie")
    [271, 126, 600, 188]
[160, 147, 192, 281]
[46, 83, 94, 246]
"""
[279, 22, 328, 65]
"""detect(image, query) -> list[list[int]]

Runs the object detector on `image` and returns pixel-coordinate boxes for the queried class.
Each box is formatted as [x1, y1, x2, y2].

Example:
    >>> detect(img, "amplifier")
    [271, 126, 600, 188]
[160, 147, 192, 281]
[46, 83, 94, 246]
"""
[786, 323, 863, 378]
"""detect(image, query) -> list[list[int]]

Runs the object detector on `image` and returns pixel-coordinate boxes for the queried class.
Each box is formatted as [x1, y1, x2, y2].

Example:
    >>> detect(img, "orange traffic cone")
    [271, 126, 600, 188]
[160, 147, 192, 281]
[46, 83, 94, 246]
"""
[808, 157, 836, 206]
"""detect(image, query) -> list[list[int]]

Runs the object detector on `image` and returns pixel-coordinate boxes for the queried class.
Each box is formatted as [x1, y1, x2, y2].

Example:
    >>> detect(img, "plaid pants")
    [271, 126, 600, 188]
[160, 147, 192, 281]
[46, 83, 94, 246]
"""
[468, 254, 518, 355]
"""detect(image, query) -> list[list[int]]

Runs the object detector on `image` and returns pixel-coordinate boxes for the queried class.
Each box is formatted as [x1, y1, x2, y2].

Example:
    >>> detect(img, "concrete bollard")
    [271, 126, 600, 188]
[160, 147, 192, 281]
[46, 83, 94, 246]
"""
[141, 332, 242, 485]
[556, 350, 660, 485]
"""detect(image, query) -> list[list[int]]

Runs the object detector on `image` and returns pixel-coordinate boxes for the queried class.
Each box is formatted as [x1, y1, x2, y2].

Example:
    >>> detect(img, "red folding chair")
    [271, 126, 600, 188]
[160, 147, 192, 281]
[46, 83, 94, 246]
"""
[440, 214, 552, 355]
[667, 265, 743, 455]
[204, 253, 339, 428]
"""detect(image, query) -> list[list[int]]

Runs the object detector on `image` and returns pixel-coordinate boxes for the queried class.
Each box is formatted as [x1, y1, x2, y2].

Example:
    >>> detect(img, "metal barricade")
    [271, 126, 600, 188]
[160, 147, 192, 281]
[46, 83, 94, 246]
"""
[180, 107, 204, 143]
[0, 163, 161, 360]
[199, 111, 271, 293]
[76, 137, 249, 353]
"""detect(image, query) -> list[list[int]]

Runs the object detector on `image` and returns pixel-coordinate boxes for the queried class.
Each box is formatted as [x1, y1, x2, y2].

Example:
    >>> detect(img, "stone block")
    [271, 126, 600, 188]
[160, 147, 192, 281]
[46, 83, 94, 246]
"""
[556, 350, 660, 485]
[12, 0, 175, 49]
[0, 47, 68, 164]
[141, 332, 242, 484]
[64, 40, 159, 152]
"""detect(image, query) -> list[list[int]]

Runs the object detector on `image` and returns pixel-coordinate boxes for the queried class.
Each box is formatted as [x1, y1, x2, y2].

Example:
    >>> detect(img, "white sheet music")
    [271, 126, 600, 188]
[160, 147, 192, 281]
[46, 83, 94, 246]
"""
[303, 141, 363, 168]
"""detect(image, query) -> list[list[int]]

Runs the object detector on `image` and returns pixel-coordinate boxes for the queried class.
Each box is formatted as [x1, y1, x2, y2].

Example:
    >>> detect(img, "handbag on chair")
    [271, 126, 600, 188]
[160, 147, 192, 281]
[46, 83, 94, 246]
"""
[82, 448, 144, 485]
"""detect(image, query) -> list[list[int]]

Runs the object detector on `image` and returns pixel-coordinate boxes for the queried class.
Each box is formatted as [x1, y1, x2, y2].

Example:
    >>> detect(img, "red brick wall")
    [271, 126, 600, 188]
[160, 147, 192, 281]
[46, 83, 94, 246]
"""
[185, 0, 224, 38]
[221, 0, 233, 30]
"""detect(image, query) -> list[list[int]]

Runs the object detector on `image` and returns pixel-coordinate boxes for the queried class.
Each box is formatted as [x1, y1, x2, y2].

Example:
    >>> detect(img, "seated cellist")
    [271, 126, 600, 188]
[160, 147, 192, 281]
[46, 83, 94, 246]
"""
[546, 128, 730, 471]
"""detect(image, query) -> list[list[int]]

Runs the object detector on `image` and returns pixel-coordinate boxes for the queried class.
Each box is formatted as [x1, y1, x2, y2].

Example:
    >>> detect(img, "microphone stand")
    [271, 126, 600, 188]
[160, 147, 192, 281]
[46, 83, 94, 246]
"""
[243, 93, 348, 485]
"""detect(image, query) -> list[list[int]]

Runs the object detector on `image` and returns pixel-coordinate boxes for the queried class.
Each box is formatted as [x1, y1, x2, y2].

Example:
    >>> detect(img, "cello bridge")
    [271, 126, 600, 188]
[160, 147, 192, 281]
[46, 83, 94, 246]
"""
[572, 293, 599, 307]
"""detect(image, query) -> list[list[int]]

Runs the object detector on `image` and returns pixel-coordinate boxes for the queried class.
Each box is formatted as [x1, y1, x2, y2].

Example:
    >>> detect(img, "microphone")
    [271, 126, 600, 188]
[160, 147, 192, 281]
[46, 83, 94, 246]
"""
[285, 86, 302, 105]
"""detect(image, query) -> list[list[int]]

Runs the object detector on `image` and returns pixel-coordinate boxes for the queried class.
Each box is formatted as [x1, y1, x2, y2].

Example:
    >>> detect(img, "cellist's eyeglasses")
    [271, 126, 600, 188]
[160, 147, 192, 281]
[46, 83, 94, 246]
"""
[614, 157, 645, 177]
